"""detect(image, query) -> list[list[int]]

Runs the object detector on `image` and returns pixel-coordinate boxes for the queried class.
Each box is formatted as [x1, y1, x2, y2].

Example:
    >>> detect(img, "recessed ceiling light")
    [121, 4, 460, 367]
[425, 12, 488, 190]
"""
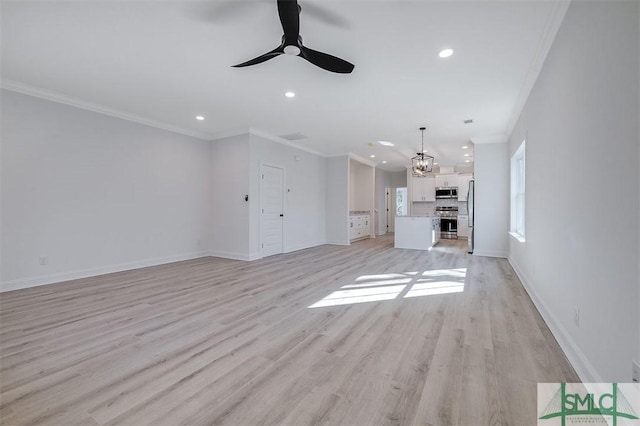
[464, 153, 471, 157]
[434, 162, 439, 165]
[465, 160, 471, 163]
[285, 91, 295, 98]
[378, 141, 395, 147]
[439, 48, 454, 58]
[370, 154, 376, 158]
[462, 145, 469, 149]
[382, 160, 387, 164]
[195, 115, 205, 121]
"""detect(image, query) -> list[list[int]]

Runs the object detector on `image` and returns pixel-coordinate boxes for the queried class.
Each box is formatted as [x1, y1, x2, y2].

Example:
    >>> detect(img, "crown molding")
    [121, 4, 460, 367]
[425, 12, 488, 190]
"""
[348, 153, 377, 168]
[209, 128, 252, 141]
[328, 153, 378, 169]
[1, 79, 212, 140]
[248, 127, 327, 157]
[209, 126, 328, 158]
[505, 0, 571, 136]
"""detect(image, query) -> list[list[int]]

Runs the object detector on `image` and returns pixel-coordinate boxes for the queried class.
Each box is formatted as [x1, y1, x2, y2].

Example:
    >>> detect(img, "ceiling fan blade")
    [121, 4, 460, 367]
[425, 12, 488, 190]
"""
[277, 0, 300, 42]
[232, 45, 285, 68]
[299, 45, 354, 74]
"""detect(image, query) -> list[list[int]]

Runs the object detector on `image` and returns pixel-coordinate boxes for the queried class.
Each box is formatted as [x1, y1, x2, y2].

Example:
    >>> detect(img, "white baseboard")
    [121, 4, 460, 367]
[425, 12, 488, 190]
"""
[325, 240, 350, 246]
[508, 257, 602, 383]
[248, 252, 262, 261]
[208, 250, 253, 261]
[285, 241, 324, 254]
[0, 251, 211, 293]
[473, 250, 508, 258]
[211, 242, 326, 261]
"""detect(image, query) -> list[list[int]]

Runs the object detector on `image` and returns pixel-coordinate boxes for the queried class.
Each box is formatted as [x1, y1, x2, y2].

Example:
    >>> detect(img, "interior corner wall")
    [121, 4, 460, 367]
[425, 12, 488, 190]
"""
[349, 159, 357, 211]
[0, 90, 212, 291]
[210, 133, 251, 260]
[325, 156, 349, 245]
[508, 1, 639, 382]
[350, 160, 374, 211]
[473, 142, 509, 258]
[390, 170, 407, 188]
[375, 168, 392, 235]
[248, 133, 327, 257]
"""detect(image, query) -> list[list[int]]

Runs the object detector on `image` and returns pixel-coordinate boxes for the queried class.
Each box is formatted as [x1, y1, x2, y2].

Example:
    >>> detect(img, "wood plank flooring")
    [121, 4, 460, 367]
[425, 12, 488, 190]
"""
[0, 236, 579, 425]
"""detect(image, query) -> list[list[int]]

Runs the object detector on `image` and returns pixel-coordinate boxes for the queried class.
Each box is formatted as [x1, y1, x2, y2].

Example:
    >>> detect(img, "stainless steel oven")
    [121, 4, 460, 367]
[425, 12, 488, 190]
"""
[440, 217, 458, 239]
[436, 206, 458, 239]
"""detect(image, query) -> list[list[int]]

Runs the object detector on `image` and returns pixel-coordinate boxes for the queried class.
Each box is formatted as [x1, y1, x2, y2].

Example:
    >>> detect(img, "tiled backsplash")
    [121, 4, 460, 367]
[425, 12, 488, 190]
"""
[411, 200, 468, 215]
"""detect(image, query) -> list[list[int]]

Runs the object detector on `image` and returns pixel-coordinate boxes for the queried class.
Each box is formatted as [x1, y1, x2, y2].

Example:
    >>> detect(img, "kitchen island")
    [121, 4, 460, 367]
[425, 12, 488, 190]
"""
[394, 215, 441, 250]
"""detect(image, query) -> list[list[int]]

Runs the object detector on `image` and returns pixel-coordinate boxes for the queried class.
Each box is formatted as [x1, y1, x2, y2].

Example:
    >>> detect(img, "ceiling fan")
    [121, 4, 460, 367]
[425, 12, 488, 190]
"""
[232, 0, 354, 74]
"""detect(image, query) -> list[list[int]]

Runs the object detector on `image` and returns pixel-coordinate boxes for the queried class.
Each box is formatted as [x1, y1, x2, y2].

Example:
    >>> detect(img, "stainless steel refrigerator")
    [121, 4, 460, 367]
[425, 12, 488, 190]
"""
[467, 179, 475, 254]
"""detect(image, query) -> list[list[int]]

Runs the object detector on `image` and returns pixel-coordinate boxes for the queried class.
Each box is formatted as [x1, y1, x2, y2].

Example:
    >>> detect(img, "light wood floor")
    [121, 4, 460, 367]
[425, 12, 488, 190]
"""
[0, 236, 578, 426]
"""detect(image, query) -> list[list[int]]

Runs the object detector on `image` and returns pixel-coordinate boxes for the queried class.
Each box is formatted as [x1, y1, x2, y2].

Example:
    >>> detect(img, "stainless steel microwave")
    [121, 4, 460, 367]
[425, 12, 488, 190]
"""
[435, 187, 458, 199]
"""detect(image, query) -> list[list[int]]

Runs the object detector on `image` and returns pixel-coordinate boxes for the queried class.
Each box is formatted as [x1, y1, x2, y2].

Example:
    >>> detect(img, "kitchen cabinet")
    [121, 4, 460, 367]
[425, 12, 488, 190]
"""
[435, 174, 458, 188]
[349, 215, 370, 241]
[411, 176, 435, 202]
[457, 215, 469, 238]
[457, 174, 473, 201]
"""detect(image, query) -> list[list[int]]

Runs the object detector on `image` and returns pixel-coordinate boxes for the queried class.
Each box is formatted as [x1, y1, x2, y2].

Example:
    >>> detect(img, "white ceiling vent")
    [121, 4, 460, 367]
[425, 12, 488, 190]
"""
[280, 132, 308, 141]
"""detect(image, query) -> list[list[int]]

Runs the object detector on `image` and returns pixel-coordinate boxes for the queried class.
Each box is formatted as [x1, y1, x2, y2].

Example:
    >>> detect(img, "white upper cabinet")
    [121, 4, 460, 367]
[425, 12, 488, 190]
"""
[411, 176, 435, 202]
[435, 174, 458, 188]
[457, 174, 473, 201]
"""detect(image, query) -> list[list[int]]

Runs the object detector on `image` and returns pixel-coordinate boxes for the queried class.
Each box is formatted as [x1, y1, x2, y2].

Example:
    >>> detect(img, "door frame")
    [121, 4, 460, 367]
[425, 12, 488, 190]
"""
[260, 162, 285, 258]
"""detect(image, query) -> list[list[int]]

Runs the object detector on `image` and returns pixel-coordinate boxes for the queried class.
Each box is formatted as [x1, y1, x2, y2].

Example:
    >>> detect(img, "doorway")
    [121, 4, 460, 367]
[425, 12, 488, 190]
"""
[386, 187, 407, 233]
[260, 165, 284, 257]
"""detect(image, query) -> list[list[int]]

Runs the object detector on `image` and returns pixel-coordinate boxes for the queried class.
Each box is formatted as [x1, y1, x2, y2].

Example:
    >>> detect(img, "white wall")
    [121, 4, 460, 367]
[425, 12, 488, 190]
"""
[1, 90, 212, 291]
[349, 159, 374, 212]
[249, 133, 326, 256]
[349, 160, 357, 211]
[473, 142, 509, 257]
[349, 158, 375, 236]
[390, 170, 407, 188]
[375, 169, 392, 235]
[210, 132, 327, 260]
[325, 156, 349, 245]
[210, 133, 251, 260]
[508, 1, 639, 382]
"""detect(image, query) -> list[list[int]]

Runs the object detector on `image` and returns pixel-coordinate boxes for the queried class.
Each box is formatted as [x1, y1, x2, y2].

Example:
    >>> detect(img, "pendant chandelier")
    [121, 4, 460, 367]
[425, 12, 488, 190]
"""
[412, 126, 434, 176]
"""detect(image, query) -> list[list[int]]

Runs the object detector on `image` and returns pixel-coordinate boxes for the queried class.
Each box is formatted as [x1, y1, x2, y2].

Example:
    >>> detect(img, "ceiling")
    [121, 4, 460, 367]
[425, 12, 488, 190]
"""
[1, 1, 567, 171]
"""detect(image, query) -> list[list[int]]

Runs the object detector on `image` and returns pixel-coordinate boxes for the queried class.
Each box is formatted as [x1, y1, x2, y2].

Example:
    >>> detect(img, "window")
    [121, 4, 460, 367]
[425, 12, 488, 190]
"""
[396, 188, 407, 216]
[510, 141, 526, 241]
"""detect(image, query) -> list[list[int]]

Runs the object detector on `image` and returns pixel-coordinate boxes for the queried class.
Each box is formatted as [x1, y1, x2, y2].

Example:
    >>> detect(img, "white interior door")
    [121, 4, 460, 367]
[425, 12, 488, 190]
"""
[261, 165, 284, 257]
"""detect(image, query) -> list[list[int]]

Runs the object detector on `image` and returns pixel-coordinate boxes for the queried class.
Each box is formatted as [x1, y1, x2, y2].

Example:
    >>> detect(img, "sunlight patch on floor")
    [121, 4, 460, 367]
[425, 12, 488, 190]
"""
[308, 268, 467, 308]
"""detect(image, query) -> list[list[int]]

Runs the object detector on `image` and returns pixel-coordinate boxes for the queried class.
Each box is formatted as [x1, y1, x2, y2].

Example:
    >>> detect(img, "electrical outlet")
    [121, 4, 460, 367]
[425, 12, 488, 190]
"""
[573, 307, 580, 327]
[633, 361, 640, 383]
[38, 256, 48, 266]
